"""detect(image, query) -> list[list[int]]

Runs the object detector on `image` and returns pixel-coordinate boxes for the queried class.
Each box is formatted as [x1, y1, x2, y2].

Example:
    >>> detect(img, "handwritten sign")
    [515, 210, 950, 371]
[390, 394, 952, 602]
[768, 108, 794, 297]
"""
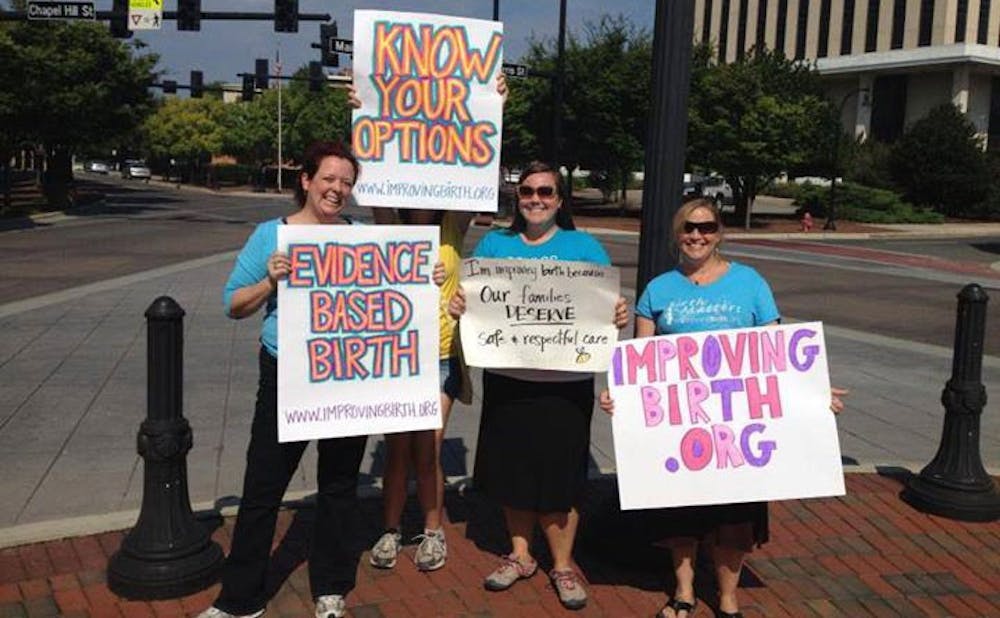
[609, 323, 844, 510]
[277, 225, 441, 442]
[458, 257, 620, 371]
[351, 10, 504, 212]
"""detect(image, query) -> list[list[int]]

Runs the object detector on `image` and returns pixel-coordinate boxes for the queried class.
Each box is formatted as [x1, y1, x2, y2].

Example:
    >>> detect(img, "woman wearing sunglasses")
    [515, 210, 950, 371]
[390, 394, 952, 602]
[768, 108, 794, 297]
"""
[599, 198, 845, 618]
[448, 161, 628, 610]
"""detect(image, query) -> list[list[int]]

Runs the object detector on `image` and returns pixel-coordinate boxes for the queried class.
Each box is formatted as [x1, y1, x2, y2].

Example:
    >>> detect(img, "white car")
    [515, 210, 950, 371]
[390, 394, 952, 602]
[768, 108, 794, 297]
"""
[121, 160, 151, 181]
[703, 176, 733, 206]
[86, 160, 110, 174]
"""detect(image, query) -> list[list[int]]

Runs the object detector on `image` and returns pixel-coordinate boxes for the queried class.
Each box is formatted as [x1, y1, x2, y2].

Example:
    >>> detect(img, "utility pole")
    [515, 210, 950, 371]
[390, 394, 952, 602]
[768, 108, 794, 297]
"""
[277, 47, 283, 193]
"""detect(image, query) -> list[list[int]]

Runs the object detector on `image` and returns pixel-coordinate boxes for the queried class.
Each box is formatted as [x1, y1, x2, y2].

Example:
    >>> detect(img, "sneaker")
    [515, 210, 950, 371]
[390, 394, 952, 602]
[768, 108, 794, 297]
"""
[195, 608, 264, 618]
[413, 528, 447, 571]
[369, 529, 402, 569]
[549, 568, 588, 610]
[314, 594, 346, 618]
[483, 554, 538, 591]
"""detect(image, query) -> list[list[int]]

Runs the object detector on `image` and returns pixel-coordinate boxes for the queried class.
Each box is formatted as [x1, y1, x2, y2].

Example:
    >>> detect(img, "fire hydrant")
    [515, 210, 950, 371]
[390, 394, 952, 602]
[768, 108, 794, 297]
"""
[800, 211, 814, 232]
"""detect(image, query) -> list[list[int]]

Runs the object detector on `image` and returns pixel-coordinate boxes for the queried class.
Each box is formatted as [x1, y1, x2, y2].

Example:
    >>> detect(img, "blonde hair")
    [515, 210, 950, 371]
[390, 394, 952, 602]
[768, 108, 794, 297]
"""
[671, 198, 724, 253]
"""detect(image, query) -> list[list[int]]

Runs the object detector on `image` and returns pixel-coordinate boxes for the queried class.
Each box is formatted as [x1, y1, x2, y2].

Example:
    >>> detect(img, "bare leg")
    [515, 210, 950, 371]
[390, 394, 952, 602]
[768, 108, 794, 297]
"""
[503, 507, 536, 560]
[713, 544, 744, 615]
[538, 509, 579, 571]
[423, 392, 454, 530]
[663, 539, 697, 617]
[381, 432, 413, 530]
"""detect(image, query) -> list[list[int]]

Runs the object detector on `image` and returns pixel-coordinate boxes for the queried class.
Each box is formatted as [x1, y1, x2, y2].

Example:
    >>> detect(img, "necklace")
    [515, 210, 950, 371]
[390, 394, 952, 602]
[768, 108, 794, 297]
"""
[686, 257, 727, 286]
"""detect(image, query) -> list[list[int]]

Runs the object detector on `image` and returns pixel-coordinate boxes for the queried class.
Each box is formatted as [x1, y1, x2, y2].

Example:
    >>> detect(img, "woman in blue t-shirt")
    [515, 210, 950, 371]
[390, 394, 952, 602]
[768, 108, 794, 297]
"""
[448, 161, 628, 611]
[199, 142, 366, 618]
[599, 198, 845, 618]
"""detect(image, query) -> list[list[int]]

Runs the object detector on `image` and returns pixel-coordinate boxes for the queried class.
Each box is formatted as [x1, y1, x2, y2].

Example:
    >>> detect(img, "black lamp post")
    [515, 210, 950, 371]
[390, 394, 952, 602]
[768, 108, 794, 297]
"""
[825, 87, 868, 231]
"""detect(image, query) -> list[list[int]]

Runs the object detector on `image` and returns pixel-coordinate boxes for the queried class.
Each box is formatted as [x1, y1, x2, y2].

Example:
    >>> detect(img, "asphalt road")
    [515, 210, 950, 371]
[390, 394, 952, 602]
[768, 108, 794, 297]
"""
[3, 177, 998, 356]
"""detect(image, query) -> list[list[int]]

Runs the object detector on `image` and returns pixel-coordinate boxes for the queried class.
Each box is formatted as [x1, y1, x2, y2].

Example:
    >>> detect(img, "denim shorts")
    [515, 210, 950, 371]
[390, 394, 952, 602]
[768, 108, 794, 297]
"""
[440, 356, 462, 401]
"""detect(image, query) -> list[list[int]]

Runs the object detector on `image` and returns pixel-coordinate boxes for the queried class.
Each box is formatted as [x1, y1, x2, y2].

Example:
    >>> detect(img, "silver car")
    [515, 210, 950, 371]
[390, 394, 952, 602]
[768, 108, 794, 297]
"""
[121, 160, 151, 181]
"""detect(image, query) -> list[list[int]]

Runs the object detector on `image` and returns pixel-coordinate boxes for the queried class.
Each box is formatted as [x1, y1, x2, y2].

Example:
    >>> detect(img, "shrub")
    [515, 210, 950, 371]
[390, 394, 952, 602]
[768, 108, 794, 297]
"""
[844, 139, 895, 190]
[793, 181, 944, 223]
[889, 104, 991, 217]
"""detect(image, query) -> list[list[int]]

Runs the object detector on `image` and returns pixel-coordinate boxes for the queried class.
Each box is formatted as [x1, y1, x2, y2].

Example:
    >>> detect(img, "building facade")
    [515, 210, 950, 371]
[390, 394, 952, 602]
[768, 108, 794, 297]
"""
[693, 0, 1000, 150]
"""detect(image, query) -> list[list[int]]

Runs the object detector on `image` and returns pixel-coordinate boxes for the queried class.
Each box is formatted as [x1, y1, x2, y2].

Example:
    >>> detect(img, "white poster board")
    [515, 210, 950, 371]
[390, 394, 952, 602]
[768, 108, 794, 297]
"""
[609, 323, 844, 510]
[459, 257, 620, 371]
[277, 225, 441, 442]
[351, 10, 504, 212]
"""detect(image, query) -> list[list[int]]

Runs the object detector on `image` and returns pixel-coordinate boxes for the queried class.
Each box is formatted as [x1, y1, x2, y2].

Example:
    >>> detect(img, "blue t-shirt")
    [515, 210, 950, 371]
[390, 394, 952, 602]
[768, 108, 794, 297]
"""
[222, 216, 357, 357]
[636, 261, 779, 335]
[473, 227, 611, 265]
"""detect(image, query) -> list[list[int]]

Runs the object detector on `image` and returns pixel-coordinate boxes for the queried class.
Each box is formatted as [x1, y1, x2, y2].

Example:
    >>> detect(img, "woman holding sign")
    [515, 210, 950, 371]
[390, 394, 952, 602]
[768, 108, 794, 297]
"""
[198, 142, 366, 618]
[448, 162, 629, 611]
[598, 198, 845, 618]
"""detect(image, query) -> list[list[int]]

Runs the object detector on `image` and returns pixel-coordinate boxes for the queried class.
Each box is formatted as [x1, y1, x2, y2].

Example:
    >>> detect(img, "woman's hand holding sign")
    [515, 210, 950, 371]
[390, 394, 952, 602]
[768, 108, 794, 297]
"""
[830, 387, 848, 414]
[267, 251, 291, 288]
[613, 297, 628, 330]
[447, 287, 466, 319]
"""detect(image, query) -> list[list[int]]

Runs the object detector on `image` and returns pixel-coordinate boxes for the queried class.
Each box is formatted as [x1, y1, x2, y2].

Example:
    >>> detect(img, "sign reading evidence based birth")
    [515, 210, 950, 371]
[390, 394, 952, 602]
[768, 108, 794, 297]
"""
[26, 1, 96, 20]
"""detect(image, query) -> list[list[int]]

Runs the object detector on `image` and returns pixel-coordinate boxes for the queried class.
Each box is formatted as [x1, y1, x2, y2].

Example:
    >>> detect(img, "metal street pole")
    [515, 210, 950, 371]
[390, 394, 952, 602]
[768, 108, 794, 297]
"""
[493, 0, 500, 21]
[277, 48, 283, 194]
[825, 88, 868, 231]
[553, 0, 567, 197]
[636, 0, 695, 295]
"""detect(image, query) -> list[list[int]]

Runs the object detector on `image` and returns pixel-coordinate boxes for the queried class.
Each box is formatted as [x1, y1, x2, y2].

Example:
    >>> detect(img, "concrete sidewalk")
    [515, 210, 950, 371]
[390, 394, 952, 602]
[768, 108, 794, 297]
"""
[0, 232, 998, 547]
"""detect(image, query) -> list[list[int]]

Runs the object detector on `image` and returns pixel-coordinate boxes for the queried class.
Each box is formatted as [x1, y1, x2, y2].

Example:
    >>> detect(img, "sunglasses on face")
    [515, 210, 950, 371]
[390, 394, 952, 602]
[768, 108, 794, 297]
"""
[517, 185, 557, 198]
[683, 220, 720, 234]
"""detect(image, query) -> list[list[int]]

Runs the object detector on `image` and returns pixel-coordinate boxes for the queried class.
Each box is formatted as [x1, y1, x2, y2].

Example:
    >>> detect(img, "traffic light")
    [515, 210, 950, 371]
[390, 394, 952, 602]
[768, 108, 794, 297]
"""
[309, 61, 324, 92]
[162, 80, 177, 95]
[242, 74, 256, 102]
[110, 0, 132, 38]
[320, 22, 339, 67]
[177, 0, 201, 31]
[275, 0, 299, 33]
[190, 71, 204, 98]
[255, 59, 269, 90]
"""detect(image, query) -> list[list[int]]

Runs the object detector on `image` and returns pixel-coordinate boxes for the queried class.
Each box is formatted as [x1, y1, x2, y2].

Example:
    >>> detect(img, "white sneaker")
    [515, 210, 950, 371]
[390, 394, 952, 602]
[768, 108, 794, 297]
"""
[369, 529, 402, 569]
[314, 594, 346, 618]
[195, 607, 264, 618]
[413, 528, 447, 571]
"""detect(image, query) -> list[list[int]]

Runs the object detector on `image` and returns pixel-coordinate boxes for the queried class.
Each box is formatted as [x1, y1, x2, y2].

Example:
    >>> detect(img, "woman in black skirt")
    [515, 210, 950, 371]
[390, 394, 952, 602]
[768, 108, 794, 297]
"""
[448, 161, 628, 610]
[599, 199, 845, 618]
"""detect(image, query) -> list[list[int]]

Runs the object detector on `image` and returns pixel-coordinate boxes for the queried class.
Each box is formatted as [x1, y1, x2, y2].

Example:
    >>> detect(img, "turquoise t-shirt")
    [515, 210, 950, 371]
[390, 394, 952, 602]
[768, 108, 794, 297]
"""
[472, 227, 611, 264]
[222, 216, 357, 357]
[636, 261, 780, 334]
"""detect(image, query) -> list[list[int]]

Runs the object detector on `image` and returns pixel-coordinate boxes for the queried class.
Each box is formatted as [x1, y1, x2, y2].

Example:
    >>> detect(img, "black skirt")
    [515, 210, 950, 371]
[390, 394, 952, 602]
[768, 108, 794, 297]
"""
[637, 502, 769, 551]
[473, 371, 595, 513]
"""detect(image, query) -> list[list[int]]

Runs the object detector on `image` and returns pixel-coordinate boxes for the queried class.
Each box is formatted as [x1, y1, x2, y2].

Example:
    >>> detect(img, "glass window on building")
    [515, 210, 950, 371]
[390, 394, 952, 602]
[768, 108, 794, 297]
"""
[871, 75, 908, 142]
[988, 77, 1000, 153]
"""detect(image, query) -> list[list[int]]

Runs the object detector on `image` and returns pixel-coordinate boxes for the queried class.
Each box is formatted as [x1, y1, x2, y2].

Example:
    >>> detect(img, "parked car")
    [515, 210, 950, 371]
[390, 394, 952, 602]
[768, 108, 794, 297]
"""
[703, 175, 734, 206]
[86, 160, 109, 174]
[121, 159, 151, 181]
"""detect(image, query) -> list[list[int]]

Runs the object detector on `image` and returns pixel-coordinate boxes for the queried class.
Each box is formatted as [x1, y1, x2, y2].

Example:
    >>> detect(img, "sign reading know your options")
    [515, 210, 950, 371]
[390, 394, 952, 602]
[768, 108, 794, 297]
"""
[459, 258, 620, 372]
[609, 323, 844, 510]
[277, 226, 441, 442]
[351, 10, 505, 212]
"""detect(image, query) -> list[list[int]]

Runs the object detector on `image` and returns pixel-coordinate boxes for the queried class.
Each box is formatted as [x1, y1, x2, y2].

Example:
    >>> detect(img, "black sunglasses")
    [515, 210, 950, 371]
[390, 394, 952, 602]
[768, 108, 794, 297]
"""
[517, 185, 557, 198]
[683, 220, 720, 234]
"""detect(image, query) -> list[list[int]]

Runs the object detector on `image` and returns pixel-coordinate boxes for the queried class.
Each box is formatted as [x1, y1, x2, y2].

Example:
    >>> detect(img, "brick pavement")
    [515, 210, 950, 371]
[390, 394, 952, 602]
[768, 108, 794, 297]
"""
[2, 473, 999, 617]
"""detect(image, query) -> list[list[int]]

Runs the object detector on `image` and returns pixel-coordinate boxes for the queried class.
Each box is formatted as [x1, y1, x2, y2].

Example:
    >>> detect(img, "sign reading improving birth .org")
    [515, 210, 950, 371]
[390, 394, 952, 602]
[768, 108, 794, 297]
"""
[277, 225, 441, 442]
[609, 323, 845, 510]
[350, 10, 505, 212]
[459, 258, 620, 372]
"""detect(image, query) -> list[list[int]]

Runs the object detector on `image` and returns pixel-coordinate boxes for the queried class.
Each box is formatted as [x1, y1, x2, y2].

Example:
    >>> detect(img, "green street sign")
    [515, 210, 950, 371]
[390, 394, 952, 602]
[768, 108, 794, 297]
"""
[26, 1, 96, 20]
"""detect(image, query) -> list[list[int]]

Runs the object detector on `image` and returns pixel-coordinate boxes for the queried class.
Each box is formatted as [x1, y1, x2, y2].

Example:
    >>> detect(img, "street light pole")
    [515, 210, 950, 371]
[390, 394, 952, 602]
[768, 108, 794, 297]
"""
[825, 88, 868, 231]
[277, 48, 283, 194]
[492, 0, 499, 21]
[553, 0, 567, 177]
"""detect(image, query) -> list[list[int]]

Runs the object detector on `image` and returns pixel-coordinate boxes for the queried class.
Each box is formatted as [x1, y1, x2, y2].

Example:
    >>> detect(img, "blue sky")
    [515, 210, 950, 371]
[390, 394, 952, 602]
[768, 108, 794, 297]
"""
[101, 1, 654, 85]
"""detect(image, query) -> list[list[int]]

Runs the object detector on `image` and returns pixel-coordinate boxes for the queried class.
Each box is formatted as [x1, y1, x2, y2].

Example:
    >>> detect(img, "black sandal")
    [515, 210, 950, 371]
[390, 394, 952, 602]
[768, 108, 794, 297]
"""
[715, 611, 743, 618]
[656, 597, 697, 618]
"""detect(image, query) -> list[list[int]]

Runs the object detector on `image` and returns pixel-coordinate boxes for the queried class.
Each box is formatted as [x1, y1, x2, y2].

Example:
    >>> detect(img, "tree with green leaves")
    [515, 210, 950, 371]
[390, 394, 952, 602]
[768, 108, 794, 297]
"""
[502, 16, 651, 203]
[0, 17, 157, 207]
[888, 104, 991, 217]
[686, 44, 832, 226]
